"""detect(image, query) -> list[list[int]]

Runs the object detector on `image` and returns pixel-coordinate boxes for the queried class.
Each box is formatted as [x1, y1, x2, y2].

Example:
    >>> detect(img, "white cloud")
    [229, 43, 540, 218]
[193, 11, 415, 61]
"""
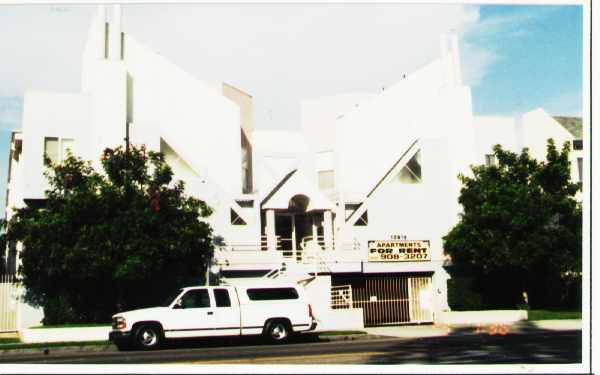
[458, 7, 557, 88]
[459, 41, 499, 87]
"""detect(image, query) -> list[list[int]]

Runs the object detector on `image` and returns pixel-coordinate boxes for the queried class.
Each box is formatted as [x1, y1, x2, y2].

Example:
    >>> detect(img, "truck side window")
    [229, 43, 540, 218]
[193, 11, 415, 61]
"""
[214, 289, 231, 307]
[181, 289, 211, 308]
[246, 288, 299, 301]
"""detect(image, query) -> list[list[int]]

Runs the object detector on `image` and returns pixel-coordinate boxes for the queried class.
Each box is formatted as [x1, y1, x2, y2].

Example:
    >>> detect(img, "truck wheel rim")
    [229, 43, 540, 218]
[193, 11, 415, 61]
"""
[140, 329, 157, 346]
[271, 324, 287, 340]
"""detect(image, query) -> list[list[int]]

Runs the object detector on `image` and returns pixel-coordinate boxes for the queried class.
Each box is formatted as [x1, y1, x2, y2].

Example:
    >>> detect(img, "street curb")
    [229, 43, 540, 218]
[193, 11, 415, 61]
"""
[0, 343, 116, 356]
[0, 334, 380, 355]
[317, 334, 386, 342]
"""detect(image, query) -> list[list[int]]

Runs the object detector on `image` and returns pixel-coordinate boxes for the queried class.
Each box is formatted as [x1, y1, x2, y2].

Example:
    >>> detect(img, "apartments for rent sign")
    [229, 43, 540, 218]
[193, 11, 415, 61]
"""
[368, 240, 430, 262]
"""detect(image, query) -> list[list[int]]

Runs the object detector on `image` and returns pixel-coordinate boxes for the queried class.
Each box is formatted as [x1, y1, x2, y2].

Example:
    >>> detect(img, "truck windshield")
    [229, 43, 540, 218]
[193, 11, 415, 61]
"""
[161, 289, 183, 307]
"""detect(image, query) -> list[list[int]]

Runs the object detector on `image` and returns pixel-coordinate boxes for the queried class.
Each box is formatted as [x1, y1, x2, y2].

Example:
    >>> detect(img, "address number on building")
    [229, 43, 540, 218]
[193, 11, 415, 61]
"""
[368, 240, 430, 262]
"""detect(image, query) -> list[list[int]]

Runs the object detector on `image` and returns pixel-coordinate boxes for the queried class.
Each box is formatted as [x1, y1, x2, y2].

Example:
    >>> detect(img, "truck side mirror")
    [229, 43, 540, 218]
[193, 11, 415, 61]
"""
[173, 299, 183, 309]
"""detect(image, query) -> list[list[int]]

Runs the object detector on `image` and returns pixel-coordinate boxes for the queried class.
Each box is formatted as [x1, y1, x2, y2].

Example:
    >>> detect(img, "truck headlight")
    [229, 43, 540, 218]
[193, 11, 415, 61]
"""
[112, 316, 126, 330]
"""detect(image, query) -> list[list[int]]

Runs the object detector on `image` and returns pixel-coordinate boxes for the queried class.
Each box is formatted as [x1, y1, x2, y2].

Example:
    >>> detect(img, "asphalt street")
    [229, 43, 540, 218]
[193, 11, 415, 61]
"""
[0, 329, 581, 365]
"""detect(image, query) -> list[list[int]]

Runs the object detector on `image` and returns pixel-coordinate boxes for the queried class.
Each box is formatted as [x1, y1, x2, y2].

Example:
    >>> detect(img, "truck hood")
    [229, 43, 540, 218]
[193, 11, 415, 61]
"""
[113, 306, 169, 320]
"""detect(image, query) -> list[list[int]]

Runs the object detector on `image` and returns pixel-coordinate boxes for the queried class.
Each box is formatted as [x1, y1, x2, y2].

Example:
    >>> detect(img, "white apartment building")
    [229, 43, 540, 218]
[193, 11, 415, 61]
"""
[3, 6, 583, 331]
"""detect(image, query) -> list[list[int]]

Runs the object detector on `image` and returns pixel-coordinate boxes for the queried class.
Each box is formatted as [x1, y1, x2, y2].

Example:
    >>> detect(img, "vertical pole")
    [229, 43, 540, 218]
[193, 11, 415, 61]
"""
[323, 211, 333, 251]
[291, 215, 296, 261]
[205, 263, 210, 286]
[266, 210, 276, 252]
[311, 214, 317, 244]
[407, 277, 414, 323]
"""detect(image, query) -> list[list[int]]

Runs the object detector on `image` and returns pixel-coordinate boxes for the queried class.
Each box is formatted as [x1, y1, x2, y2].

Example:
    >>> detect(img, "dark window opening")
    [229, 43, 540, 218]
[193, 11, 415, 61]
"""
[231, 209, 247, 225]
[236, 200, 254, 208]
[180, 289, 210, 308]
[396, 150, 422, 184]
[246, 288, 299, 301]
[345, 203, 361, 221]
[214, 289, 231, 307]
[354, 211, 368, 226]
[573, 140, 583, 150]
[485, 154, 497, 167]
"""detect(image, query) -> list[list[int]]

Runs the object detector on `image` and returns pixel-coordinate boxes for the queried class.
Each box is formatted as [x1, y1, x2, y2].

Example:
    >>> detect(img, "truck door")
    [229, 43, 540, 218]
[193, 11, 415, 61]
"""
[163, 288, 216, 338]
[211, 287, 242, 336]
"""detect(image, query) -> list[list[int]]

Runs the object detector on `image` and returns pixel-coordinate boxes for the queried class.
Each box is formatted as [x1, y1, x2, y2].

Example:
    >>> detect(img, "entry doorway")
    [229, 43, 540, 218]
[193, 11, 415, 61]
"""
[275, 213, 315, 251]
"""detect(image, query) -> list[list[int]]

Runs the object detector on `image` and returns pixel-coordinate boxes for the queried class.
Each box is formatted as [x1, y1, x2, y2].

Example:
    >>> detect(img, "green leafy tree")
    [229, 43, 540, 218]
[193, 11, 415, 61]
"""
[443, 140, 582, 309]
[6, 145, 213, 323]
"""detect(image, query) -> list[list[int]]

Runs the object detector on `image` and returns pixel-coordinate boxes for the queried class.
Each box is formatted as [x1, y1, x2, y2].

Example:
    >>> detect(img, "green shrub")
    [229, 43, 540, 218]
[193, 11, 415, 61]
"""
[42, 295, 79, 325]
[516, 303, 530, 310]
[447, 276, 483, 311]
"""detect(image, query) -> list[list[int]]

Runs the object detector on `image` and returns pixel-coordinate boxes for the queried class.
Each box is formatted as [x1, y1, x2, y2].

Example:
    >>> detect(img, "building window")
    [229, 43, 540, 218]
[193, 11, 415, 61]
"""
[44, 137, 74, 165]
[345, 203, 361, 221]
[354, 211, 368, 226]
[573, 140, 583, 151]
[485, 154, 497, 167]
[318, 170, 335, 190]
[578, 157, 583, 183]
[396, 150, 422, 184]
[242, 147, 251, 194]
[236, 200, 254, 208]
[230, 208, 247, 225]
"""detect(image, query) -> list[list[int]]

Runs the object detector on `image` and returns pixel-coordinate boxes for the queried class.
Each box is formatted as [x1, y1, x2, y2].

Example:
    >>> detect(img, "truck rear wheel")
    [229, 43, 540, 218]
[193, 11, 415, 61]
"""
[265, 320, 291, 344]
[134, 324, 163, 350]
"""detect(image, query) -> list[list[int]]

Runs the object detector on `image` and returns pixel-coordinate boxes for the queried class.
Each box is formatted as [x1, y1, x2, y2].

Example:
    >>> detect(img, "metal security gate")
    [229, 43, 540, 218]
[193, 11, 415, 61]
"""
[0, 274, 18, 332]
[349, 275, 433, 326]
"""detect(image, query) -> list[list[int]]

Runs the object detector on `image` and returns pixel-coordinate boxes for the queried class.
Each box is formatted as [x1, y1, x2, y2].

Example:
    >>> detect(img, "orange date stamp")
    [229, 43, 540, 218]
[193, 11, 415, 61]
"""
[434, 323, 511, 336]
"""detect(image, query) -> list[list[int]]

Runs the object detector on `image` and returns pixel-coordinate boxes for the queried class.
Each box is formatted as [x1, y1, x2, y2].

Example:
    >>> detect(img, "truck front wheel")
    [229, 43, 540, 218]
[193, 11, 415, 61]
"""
[265, 320, 291, 344]
[134, 324, 163, 350]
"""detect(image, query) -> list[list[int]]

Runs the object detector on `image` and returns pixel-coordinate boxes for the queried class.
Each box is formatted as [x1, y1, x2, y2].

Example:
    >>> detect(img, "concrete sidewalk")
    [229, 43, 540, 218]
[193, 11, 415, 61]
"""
[364, 319, 582, 339]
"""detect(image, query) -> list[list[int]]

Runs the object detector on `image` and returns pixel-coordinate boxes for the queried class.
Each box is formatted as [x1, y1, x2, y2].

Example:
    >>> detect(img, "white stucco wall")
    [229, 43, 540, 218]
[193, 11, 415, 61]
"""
[121, 35, 242, 195]
[252, 130, 309, 196]
[333, 53, 475, 202]
[20, 90, 92, 199]
[473, 116, 521, 164]
[301, 93, 375, 154]
[521, 109, 581, 185]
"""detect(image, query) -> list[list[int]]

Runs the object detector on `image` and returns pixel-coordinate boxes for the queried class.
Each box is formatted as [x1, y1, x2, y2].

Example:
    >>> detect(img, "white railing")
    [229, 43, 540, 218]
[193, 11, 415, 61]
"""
[0, 274, 18, 332]
[218, 235, 276, 252]
[331, 285, 353, 309]
[340, 239, 361, 251]
[300, 235, 335, 252]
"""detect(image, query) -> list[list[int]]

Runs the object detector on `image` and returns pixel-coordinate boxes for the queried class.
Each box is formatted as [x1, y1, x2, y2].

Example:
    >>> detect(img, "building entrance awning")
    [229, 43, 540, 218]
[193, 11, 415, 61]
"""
[261, 169, 334, 211]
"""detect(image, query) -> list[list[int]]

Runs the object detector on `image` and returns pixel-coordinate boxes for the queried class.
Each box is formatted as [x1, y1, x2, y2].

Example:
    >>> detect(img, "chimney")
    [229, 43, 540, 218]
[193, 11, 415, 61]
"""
[108, 4, 123, 61]
[94, 5, 107, 59]
[440, 32, 462, 86]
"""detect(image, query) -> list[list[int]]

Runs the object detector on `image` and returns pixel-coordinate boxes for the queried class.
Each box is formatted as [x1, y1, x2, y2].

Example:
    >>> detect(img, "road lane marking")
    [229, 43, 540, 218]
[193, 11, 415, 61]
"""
[179, 351, 387, 364]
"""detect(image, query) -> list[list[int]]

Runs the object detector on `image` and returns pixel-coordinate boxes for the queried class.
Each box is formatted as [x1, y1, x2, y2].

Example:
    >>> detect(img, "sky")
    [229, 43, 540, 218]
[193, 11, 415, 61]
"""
[0, 3, 584, 216]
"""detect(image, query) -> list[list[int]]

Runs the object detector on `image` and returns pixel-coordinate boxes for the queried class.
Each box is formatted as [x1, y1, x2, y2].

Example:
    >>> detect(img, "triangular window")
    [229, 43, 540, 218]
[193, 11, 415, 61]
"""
[345, 203, 361, 221]
[394, 150, 422, 184]
[354, 211, 368, 226]
[230, 209, 247, 225]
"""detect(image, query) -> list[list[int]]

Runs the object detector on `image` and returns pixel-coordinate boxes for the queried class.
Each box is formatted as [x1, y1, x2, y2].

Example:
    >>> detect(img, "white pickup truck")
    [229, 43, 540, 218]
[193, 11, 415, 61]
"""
[109, 283, 316, 350]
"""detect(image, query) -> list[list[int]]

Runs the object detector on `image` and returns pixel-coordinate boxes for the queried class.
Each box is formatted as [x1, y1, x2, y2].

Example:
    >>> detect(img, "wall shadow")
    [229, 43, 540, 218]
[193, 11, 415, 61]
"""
[364, 321, 581, 364]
